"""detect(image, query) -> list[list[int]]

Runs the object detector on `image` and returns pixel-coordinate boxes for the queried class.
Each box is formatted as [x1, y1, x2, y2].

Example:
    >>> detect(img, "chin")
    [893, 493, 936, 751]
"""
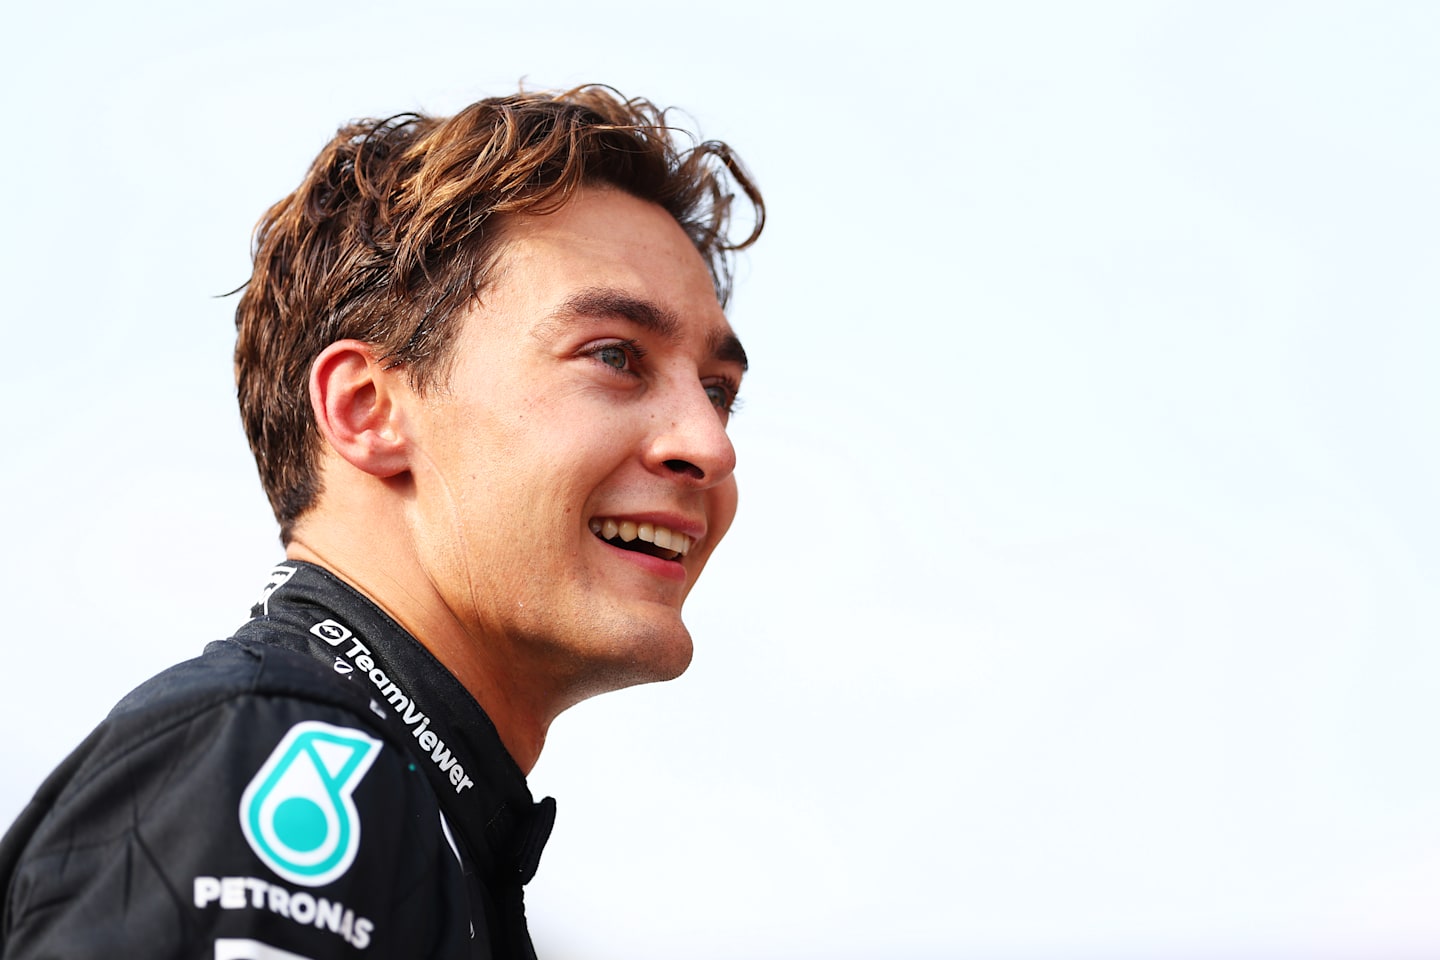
[566, 619, 695, 703]
[643, 630, 695, 683]
[618, 622, 695, 686]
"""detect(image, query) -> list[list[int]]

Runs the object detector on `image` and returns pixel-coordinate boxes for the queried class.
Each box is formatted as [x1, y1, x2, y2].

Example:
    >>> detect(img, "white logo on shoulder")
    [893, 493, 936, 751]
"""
[254, 566, 297, 617]
[239, 721, 381, 888]
[310, 619, 353, 646]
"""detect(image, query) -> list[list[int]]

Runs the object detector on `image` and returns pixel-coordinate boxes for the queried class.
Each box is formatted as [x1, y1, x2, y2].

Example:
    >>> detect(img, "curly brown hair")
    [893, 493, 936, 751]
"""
[234, 85, 764, 543]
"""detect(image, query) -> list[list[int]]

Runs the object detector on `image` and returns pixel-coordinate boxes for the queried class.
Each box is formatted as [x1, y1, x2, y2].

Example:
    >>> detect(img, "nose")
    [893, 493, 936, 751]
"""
[646, 382, 737, 487]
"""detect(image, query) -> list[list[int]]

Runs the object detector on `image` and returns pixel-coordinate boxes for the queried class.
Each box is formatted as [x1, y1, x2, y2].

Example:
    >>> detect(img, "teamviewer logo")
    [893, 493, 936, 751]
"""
[310, 620, 353, 646]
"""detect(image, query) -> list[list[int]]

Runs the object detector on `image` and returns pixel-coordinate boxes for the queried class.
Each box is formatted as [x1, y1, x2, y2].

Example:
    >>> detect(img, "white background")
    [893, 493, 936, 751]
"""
[2, 2, 1437, 958]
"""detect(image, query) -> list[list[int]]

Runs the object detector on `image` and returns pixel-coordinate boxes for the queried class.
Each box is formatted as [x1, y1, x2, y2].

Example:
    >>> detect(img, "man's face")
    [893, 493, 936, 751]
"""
[401, 187, 745, 701]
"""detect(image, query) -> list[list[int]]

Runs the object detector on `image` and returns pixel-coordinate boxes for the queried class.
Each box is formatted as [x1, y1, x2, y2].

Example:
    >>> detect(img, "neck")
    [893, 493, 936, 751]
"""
[286, 518, 554, 774]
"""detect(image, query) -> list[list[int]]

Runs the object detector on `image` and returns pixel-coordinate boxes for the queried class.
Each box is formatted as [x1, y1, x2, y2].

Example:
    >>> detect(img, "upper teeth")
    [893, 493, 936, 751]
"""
[588, 518, 694, 556]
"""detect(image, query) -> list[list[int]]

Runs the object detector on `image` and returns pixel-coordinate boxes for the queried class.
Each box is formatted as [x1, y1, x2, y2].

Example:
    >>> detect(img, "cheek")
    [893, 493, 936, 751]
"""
[689, 476, 740, 584]
[709, 476, 739, 546]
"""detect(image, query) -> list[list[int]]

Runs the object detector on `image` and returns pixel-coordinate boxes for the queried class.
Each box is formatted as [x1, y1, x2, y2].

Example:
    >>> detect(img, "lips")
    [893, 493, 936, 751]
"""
[588, 517, 694, 561]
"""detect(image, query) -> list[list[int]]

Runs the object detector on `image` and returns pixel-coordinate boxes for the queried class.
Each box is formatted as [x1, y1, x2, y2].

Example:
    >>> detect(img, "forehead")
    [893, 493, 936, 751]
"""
[482, 187, 734, 342]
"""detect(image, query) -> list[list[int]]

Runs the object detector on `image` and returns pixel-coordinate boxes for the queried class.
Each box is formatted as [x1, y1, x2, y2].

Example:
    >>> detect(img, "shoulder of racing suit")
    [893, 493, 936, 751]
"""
[0, 636, 475, 959]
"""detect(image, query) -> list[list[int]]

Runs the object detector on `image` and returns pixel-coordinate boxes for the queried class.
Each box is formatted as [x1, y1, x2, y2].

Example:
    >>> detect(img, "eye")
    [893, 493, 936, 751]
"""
[703, 378, 740, 415]
[581, 338, 646, 375]
[596, 344, 630, 371]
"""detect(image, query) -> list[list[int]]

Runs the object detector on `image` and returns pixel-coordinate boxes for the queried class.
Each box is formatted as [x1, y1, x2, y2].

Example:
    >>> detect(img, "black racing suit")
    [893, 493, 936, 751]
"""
[0, 562, 555, 959]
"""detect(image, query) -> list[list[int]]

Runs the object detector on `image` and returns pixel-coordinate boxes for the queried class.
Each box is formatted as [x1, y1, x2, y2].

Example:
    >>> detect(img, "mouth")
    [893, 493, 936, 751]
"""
[588, 517, 694, 562]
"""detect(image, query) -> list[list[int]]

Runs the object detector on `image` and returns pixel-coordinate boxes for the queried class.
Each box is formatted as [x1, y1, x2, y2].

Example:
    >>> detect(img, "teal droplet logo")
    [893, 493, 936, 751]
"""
[239, 721, 382, 887]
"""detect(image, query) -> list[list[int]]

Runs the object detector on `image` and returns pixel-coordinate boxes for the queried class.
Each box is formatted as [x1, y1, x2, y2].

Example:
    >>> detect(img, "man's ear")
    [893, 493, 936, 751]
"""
[309, 340, 410, 478]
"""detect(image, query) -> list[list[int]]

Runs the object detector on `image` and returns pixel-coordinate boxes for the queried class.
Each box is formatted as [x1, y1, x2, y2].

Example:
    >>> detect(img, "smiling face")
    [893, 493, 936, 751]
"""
[400, 187, 745, 702]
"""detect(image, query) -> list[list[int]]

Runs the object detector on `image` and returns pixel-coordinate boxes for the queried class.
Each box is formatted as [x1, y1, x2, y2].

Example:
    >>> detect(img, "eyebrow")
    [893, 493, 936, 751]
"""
[554, 287, 748, 372]
[560, 288, 678, 339]
[710, 329, 749, 372]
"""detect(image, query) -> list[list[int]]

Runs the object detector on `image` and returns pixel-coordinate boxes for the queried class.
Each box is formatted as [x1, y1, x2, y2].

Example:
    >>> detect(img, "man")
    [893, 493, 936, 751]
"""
[0, 86, 763, 959]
